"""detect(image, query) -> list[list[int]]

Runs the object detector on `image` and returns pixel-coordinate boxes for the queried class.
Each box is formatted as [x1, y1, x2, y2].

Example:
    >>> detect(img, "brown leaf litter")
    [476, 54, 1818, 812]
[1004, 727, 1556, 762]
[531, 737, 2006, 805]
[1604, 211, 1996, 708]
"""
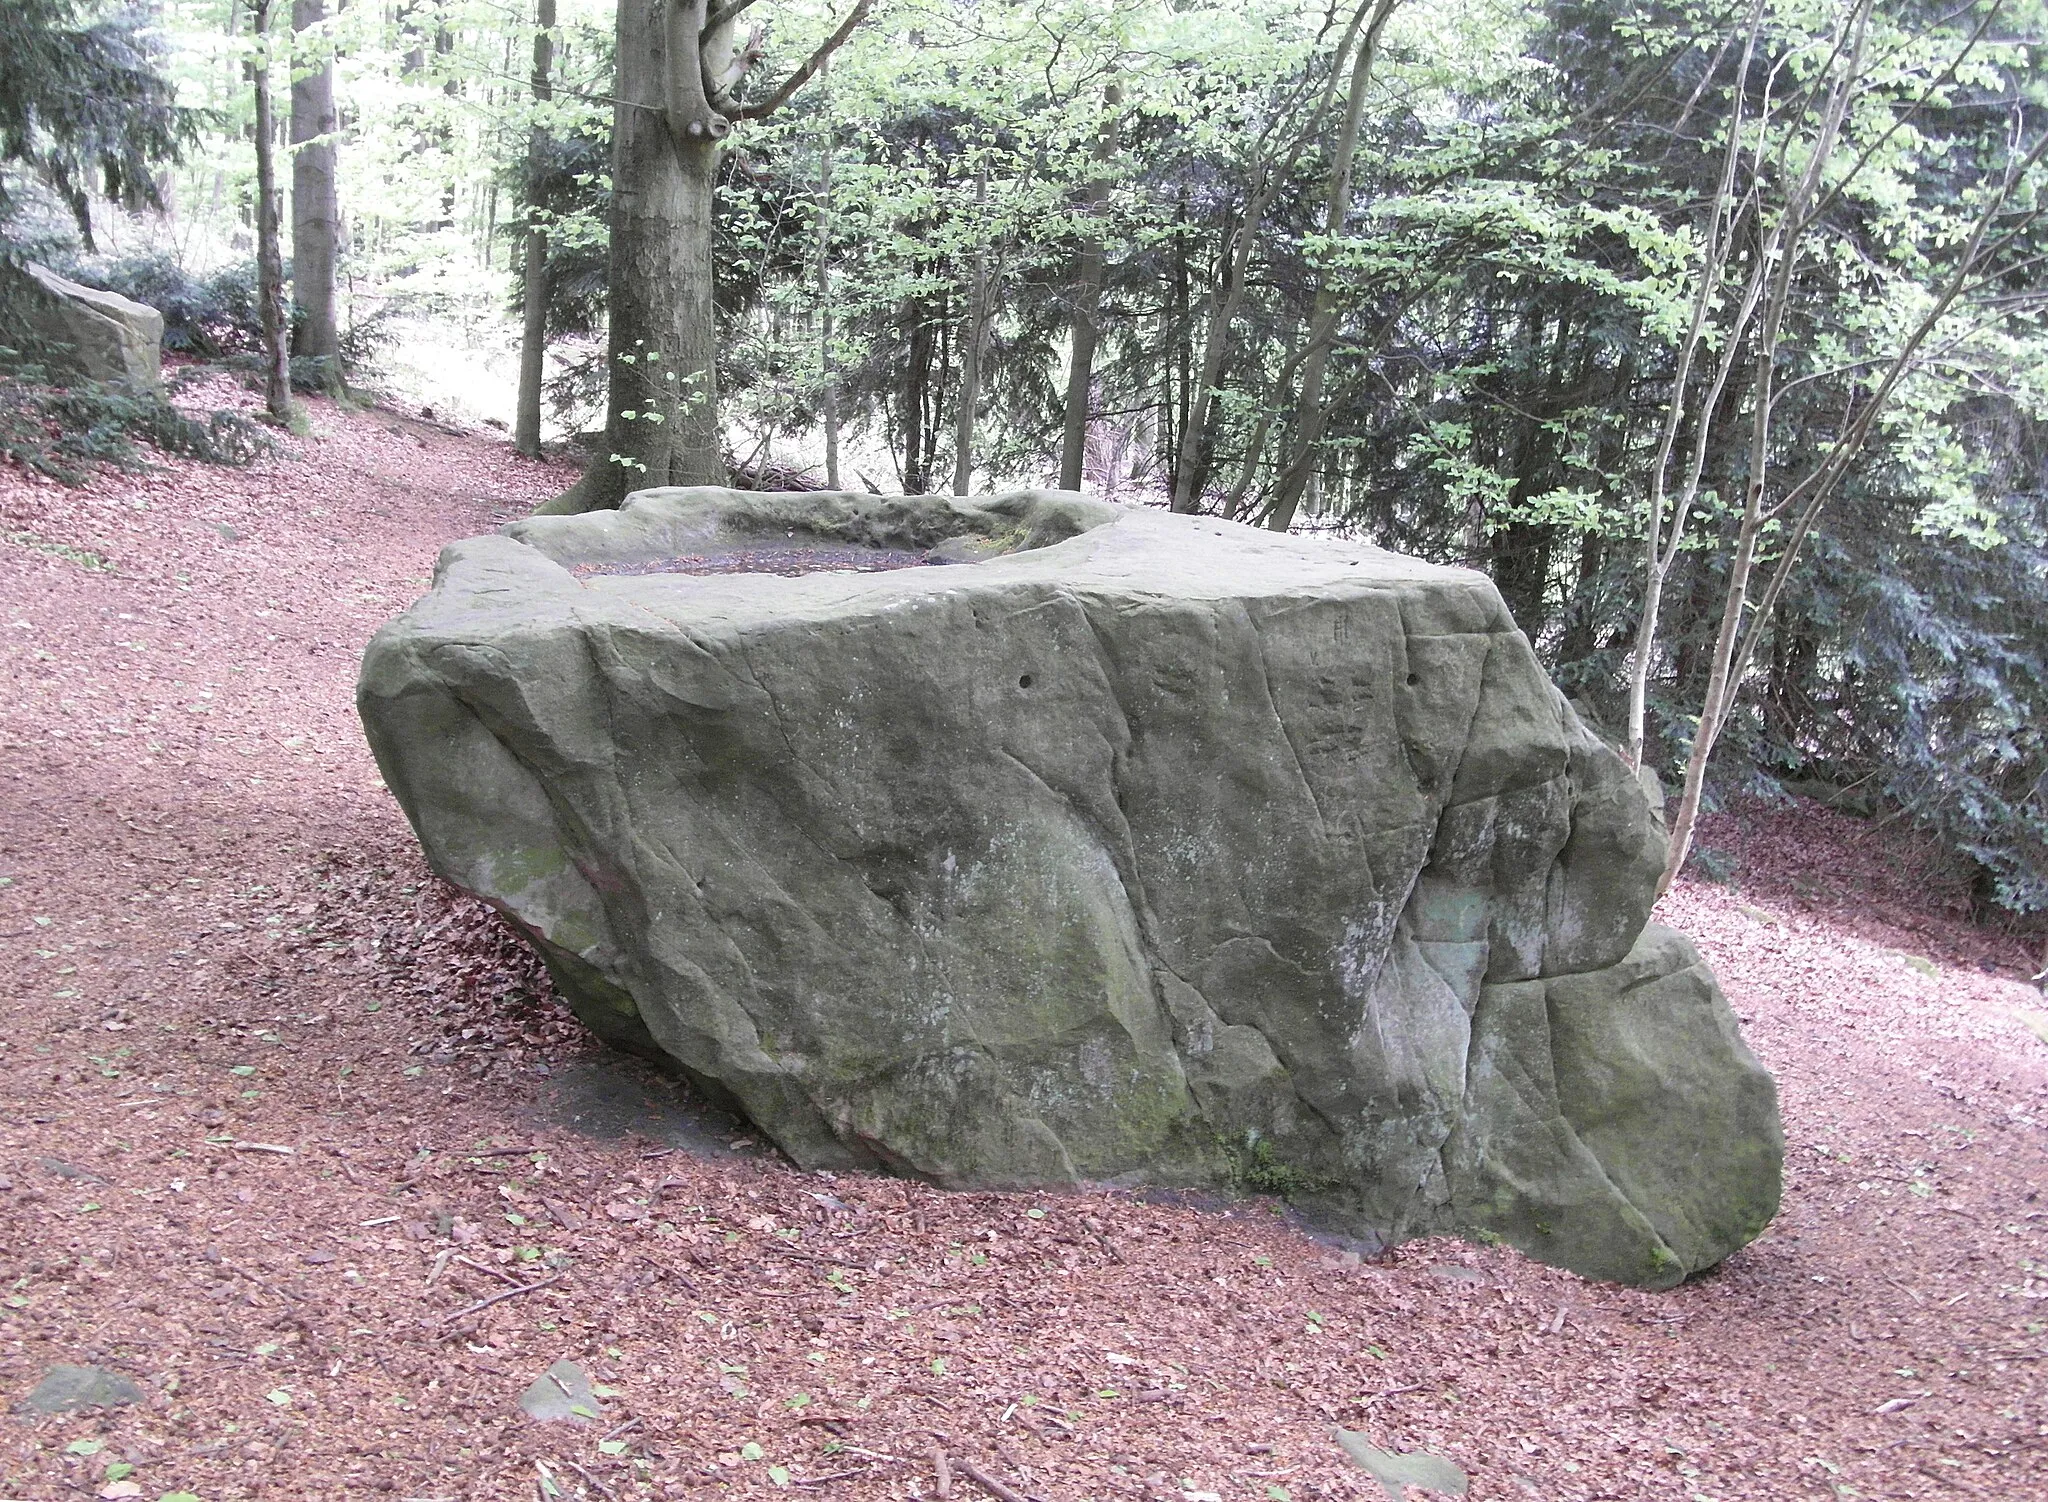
[1, 386, 2044, 1499]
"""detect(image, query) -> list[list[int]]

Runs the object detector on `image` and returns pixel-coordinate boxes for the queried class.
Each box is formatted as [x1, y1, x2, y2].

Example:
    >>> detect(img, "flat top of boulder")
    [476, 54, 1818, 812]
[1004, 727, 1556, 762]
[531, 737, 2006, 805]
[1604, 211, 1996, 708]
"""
[22, 262, 163, 328]
[478, 487, 1489, 633]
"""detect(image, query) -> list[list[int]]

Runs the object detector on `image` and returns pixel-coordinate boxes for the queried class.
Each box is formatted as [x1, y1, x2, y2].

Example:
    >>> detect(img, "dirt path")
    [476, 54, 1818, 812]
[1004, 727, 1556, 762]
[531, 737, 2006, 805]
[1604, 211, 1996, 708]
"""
[2, 390, 2045, 1502]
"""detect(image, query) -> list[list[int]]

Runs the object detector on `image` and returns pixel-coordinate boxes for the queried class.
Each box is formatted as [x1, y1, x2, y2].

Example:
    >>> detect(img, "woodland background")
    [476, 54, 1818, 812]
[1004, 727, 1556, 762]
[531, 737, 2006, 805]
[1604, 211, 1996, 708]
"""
[2, 0, 2046, 932]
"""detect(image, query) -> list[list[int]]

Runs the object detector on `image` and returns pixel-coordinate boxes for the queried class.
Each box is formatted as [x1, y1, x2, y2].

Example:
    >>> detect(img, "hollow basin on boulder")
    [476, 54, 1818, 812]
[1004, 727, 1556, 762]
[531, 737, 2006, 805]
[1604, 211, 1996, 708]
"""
[358, 487, 1782, 1287]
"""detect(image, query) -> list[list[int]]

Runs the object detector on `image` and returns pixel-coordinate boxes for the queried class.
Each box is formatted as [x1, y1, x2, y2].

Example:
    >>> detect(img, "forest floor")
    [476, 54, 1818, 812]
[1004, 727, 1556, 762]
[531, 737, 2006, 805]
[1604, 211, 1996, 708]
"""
[2, 383, 2046, 1502]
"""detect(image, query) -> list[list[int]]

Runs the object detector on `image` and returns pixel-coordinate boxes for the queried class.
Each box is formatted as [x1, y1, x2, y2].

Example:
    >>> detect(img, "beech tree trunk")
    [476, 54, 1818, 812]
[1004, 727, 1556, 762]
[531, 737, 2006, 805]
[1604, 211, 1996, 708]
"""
[513, 0, 555, 460]
[251, 1, 298, 426]
[289, 0, 341, 387]
[542, 0, 870, 514]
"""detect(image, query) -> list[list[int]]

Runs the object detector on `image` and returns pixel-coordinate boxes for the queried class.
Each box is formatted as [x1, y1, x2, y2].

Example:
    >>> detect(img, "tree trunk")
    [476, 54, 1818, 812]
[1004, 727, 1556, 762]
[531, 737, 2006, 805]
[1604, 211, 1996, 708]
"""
[952, 167, 991, 497]
[1262, 0, 1397, 533]
[251, 2, 298, 427]
[289, 0, 341, 387]
[1059, 81, 1121, 493]
[815, 56, 839, 489]
[513, 0, 556, 460]
[545, 0, 725, 512]
[1168, 0, 1383, 513]
[541, 0, 870, 513]
[900, 283, 935, 493]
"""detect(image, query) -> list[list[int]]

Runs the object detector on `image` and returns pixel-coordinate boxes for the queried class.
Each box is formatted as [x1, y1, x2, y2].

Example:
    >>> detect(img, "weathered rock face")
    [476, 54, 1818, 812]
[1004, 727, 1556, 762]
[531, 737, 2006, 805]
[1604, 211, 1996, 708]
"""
[359, 488, 1782, 1286]
[3, 262, 164, 389]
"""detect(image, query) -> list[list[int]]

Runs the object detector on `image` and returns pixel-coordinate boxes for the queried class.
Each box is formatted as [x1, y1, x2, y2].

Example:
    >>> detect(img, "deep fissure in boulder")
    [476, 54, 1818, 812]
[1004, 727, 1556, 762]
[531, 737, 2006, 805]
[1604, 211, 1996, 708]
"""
[359, 486, 1782, 1287]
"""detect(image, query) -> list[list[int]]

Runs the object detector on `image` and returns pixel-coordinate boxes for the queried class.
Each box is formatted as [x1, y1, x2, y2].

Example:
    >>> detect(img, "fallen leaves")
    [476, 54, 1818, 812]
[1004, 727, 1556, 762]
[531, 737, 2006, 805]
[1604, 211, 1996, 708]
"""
[5, 396, 2048, 1500]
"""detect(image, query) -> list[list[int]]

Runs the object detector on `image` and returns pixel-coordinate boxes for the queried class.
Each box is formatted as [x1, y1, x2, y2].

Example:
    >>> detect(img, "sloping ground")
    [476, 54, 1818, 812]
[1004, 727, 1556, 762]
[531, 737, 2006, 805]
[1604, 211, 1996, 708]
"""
[0, 386, 2043, 1502]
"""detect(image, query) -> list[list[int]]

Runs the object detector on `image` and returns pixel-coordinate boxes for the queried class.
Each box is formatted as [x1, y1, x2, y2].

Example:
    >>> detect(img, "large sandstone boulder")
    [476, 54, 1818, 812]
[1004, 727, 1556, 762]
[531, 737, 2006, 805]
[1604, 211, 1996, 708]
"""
[2, 262, 164, 389]
[359, 488, 1782, 1287]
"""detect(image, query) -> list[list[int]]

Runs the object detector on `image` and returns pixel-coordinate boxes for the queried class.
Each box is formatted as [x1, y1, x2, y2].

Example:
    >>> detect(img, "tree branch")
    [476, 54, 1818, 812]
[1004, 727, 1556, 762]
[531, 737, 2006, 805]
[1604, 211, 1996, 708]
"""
[664, 0, 729, 142]
[703, 0, 761, 32]
[730, 0, 873, 123]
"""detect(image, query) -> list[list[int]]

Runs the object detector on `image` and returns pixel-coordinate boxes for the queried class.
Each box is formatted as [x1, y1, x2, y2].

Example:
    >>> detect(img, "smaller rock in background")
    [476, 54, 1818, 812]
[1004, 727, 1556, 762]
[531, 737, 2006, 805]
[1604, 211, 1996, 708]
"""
[22, 1364, 142, 1414]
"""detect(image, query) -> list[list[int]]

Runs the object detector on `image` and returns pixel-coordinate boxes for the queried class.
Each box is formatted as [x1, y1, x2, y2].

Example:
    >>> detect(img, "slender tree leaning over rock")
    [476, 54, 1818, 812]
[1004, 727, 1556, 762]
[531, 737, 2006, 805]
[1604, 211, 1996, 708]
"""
[514, 0, 557, 460]
[539, 0, 872, 515]
[1639, 0, 2048, 892]
[250, 0, 300, 429]
[289, 0, 342, 392]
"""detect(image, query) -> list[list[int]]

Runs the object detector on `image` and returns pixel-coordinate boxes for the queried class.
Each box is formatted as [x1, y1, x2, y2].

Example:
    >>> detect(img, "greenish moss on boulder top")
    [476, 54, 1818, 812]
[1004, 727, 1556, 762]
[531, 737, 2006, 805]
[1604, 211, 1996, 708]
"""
[358, 486, 1782, 1288]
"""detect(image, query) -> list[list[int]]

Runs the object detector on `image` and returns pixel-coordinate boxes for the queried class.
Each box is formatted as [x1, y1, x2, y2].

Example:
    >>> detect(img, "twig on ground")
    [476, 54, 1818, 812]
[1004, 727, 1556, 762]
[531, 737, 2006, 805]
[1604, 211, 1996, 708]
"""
[455, 1253, 522, 1286]
[955, 1459, 1027, 1502]
[932, 1445, 953, 1499]
[438, 1272, 561, 1326]
[564, 1458, 617, 1499]
[1362, 1383, 1422, 1405]
[424, 1249, 452, 1289]
[600, 1416, 642, 1443]
[231, 1141, 296, 1155]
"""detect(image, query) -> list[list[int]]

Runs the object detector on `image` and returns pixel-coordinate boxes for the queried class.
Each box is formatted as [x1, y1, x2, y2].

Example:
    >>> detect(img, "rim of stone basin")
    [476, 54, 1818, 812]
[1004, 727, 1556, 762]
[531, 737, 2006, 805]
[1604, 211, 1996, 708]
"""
[570, 543, 942, 578]
[505, 486, 1125, 579]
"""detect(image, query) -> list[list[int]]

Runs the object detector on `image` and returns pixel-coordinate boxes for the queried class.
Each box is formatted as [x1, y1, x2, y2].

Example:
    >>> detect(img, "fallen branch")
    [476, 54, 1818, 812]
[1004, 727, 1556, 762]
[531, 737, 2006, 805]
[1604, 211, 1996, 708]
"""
[956, 1459, 1027, 1502]
[565, 1458, 617, 1499]
[933, 1445, 953, 1500]
[455, 1254, 523, 1287]
[231, 1141, 296, 1155]
[438, 1272, 562, 1326]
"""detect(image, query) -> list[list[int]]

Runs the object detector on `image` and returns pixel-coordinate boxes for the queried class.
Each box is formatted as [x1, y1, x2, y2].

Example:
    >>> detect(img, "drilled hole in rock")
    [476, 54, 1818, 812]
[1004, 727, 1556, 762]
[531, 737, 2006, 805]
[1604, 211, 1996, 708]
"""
[1406, 673, 1421, 686]
[1019, 673, 1035, 689]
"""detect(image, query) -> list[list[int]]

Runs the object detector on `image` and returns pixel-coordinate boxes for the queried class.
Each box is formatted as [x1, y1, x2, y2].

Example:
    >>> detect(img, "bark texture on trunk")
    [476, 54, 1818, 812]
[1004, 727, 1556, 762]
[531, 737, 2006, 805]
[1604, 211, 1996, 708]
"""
[542, 0, 870, 513]
[549, 0, 725, 512]
[289, 0, 342, 383]
[514, 0, 556, 460]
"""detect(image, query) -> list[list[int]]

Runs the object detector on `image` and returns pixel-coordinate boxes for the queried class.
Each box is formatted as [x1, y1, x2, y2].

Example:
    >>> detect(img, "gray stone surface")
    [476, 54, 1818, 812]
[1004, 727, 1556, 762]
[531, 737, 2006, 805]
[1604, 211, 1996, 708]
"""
[22, 1364, 141, 1413]
[516, 1359, 603, 1423]
[5, 262, 164, 389]
[359, 487, 1783, 1287]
